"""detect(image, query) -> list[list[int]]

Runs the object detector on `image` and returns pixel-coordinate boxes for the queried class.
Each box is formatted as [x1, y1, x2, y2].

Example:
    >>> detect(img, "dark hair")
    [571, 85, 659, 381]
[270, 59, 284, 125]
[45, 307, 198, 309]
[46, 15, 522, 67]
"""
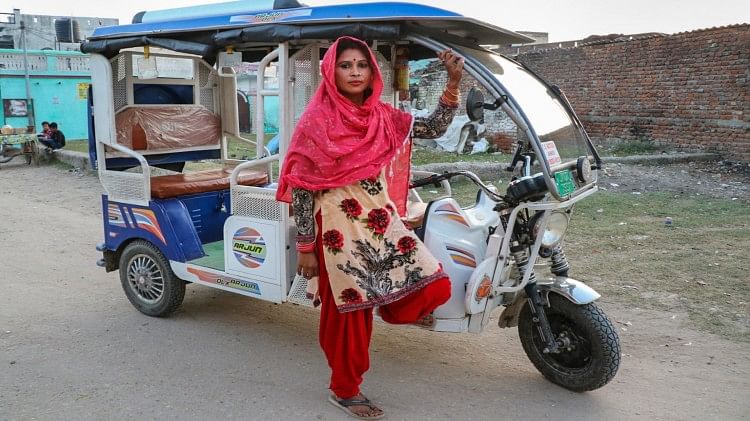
[41, 121, 49, 126]
[49, 122, 58, 129]
[335, 38, 374, 100]
[336, 38, 372, 61]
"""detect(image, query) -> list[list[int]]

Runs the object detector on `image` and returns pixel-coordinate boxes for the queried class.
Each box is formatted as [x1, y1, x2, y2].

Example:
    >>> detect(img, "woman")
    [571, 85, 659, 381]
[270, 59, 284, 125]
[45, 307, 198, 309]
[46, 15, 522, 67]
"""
[277, 36, 463, 419]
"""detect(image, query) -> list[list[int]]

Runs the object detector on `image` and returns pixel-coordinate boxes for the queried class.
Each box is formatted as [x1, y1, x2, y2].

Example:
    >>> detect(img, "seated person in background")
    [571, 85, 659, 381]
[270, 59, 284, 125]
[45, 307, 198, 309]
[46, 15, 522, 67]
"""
[38, 122, 66, 151]
[37, 121, 51, 140]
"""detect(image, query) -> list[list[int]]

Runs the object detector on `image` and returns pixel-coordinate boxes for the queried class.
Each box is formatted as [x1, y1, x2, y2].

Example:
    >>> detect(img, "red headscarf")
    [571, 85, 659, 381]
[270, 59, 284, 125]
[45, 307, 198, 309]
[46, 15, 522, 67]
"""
[276, 36, 414, 213]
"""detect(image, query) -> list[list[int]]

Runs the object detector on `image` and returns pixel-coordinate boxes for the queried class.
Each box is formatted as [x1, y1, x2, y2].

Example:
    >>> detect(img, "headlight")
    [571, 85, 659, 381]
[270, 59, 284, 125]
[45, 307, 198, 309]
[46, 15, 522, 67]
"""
[576, 156, 593, 183]
[533, 211, 569, 248]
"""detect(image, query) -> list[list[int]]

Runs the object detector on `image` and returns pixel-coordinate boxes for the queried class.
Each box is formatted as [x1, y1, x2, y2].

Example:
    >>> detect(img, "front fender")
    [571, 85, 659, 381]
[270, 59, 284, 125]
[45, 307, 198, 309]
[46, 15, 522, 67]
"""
[497, 277, 600, 328]
[537, 276, 601, 305]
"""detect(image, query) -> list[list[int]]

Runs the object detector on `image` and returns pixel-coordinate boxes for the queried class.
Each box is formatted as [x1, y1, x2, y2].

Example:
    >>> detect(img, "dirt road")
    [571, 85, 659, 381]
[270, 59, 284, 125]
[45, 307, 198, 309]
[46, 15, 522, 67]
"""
[1, 162, 748, 420]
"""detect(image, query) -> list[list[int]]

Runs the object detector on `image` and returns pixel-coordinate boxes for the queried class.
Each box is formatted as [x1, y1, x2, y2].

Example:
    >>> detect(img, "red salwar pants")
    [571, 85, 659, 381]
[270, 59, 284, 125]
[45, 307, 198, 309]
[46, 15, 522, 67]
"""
[316, 235, 451, 399]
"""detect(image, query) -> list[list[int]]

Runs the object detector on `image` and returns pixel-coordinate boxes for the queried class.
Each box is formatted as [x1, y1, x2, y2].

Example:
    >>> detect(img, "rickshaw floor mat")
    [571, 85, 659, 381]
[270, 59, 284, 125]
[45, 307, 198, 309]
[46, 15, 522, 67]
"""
[190, 240, 225, 271]
[150, 168, 268, 199]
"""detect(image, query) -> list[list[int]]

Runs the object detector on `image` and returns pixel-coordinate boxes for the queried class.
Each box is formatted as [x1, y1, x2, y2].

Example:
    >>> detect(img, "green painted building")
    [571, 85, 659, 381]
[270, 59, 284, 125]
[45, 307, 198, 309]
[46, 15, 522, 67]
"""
[0, 49, 90, 139]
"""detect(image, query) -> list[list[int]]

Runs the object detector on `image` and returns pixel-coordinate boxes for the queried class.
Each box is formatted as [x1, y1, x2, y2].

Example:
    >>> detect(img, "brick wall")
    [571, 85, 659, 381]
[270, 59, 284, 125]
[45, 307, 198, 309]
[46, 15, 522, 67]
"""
[513, 25, 750, 161]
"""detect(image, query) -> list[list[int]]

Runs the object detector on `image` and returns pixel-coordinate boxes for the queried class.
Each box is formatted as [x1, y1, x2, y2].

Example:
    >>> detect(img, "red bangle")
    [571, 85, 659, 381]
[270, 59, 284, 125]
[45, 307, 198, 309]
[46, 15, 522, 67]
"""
[296, 241, 315, 253]
[439, 95, 459, 108]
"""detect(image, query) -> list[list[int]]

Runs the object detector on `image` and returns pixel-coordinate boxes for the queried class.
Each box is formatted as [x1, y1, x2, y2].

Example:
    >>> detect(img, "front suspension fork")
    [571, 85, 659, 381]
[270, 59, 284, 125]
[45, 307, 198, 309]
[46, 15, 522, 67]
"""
[524, 282, 560, 354]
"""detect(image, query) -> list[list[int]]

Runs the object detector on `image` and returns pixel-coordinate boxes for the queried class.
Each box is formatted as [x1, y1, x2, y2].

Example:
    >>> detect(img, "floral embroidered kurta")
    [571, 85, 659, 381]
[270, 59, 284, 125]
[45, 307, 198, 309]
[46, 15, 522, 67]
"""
[294, 100, 457, 312]
[317, 171, 446, 311]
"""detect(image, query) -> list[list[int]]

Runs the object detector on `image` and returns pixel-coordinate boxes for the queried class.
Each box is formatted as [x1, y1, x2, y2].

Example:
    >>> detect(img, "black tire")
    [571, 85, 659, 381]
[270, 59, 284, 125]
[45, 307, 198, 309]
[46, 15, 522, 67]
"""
[119, 240, 185, 317]
[518, 294, 620, 392]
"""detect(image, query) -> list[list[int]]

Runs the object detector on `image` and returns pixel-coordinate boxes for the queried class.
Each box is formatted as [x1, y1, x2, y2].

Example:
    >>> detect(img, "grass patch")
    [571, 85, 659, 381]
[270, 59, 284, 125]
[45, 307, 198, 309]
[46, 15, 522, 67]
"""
[605, 140, 661, 156]
[565, 192, 749, 341]
[412, 146, 509, 166]
[62, 140, 89, 153]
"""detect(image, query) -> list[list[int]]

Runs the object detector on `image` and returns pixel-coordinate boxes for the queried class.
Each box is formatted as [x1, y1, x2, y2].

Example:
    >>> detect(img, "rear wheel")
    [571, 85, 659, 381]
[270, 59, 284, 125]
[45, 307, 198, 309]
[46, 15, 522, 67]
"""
[119, 240, 185, 317]
[518, 294, 620, 391]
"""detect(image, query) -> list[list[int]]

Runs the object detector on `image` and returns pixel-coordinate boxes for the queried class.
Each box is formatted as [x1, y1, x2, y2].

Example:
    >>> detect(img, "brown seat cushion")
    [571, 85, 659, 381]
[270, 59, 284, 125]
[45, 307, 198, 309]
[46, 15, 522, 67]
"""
[150, 168, 268, 199]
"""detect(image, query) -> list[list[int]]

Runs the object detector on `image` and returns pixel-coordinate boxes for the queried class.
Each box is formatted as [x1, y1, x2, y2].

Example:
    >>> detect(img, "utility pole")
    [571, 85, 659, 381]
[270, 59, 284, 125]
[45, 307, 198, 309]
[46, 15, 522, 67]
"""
[20, 19, 36, 131]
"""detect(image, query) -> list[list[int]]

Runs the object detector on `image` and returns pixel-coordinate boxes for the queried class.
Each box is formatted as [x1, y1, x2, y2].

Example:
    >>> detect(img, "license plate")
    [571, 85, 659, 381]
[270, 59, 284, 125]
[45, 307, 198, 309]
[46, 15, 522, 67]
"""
[554, 170, 576, 197]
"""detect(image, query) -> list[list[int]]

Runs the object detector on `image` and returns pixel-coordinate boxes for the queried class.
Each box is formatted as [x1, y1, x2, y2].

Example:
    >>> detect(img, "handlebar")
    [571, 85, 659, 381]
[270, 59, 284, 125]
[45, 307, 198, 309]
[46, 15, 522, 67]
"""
[410, 170, 506, 202]
[409, 173, 445, 189]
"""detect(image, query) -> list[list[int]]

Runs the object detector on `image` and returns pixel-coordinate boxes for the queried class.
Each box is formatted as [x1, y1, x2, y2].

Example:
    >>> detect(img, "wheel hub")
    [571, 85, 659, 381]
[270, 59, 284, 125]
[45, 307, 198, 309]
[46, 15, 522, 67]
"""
[531, 314, 592, 372]
[126, 254, 165, 304]
[557, 331, 575, 352]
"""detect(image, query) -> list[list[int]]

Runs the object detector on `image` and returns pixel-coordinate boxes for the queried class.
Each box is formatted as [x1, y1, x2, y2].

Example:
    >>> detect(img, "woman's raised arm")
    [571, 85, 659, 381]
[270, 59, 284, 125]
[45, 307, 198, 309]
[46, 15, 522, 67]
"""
[412, 50, 464, 140]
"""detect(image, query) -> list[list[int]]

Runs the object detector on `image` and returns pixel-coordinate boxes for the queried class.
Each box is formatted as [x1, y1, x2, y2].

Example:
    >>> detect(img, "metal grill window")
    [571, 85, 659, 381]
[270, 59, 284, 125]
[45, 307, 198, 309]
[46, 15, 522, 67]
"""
[291, 47, 395, 125]
[231, 186, 282, 221]
[375, 51, 394, 102]
[111, 55, 127, 111]
[292, 47, 315, 127]
[287, 275, 315, 307]
[101, 171, 147, 203]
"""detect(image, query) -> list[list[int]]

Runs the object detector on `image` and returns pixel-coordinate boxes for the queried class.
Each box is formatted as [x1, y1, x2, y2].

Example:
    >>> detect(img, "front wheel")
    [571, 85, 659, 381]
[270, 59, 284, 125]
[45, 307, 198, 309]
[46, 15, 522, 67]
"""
[518, 294, 620, 392]
[119, 240, 185, 317]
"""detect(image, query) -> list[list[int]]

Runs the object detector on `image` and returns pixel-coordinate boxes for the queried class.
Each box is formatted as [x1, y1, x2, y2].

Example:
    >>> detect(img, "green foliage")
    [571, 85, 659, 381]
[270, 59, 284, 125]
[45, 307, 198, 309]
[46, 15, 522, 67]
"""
[607, 140, 661, 156]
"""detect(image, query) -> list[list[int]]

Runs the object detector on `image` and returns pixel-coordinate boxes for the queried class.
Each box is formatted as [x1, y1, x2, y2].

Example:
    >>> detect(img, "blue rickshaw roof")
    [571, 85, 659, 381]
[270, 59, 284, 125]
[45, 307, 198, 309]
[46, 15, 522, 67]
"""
[88, 2, 532, 46]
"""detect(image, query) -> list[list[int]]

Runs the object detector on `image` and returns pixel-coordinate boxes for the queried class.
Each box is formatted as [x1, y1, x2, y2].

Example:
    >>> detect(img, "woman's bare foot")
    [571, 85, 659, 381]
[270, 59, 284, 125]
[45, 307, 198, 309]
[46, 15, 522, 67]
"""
[328, 393, 384, 419]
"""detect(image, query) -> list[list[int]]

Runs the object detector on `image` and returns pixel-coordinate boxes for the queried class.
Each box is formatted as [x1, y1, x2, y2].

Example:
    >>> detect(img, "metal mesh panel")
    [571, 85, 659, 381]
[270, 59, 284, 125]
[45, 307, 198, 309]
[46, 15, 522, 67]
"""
[198, 63, 213, 89]
[112, 55, 127, 112]
[200, 88, 215, 113]
[287, 275, 315, 307]
[292, 47, 315, 127]
[100, 170, 148, 203]
[198, 64, 218, 113]
[231, 186, 282, 221]
[375, 51, 394, 103]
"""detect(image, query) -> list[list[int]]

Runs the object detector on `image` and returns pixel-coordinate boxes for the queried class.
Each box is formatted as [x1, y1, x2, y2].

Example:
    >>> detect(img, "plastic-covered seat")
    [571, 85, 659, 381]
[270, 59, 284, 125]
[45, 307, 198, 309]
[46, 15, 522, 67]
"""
[150, 168, 268, 199]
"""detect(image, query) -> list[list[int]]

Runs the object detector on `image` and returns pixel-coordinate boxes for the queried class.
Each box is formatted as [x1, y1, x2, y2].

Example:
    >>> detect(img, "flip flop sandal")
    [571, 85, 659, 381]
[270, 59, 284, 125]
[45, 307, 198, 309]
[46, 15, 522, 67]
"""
[328, 394, 385, 420]
[412, 313, 435, 328]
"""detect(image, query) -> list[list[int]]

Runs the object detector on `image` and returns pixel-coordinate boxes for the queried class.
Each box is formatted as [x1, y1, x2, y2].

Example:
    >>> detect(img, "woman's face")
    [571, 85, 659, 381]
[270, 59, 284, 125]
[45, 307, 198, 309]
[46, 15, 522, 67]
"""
[334, 48, 372, 105]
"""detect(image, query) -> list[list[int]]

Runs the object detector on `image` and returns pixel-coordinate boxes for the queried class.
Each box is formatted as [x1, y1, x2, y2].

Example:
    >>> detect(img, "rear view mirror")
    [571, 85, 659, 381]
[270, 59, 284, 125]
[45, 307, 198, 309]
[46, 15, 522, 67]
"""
[466, 87, 485, 122]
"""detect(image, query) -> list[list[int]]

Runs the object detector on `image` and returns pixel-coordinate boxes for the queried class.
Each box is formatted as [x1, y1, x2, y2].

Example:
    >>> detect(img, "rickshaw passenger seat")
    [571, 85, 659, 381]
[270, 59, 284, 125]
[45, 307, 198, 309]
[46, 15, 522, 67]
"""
[150, 168, 268, 199]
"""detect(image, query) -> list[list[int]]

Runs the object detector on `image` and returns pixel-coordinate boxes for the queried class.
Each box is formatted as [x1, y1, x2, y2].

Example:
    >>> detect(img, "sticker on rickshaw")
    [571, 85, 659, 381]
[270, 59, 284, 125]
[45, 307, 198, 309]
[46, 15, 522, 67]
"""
[541, 141, 562, 165]
[554, 170, 576, 196]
